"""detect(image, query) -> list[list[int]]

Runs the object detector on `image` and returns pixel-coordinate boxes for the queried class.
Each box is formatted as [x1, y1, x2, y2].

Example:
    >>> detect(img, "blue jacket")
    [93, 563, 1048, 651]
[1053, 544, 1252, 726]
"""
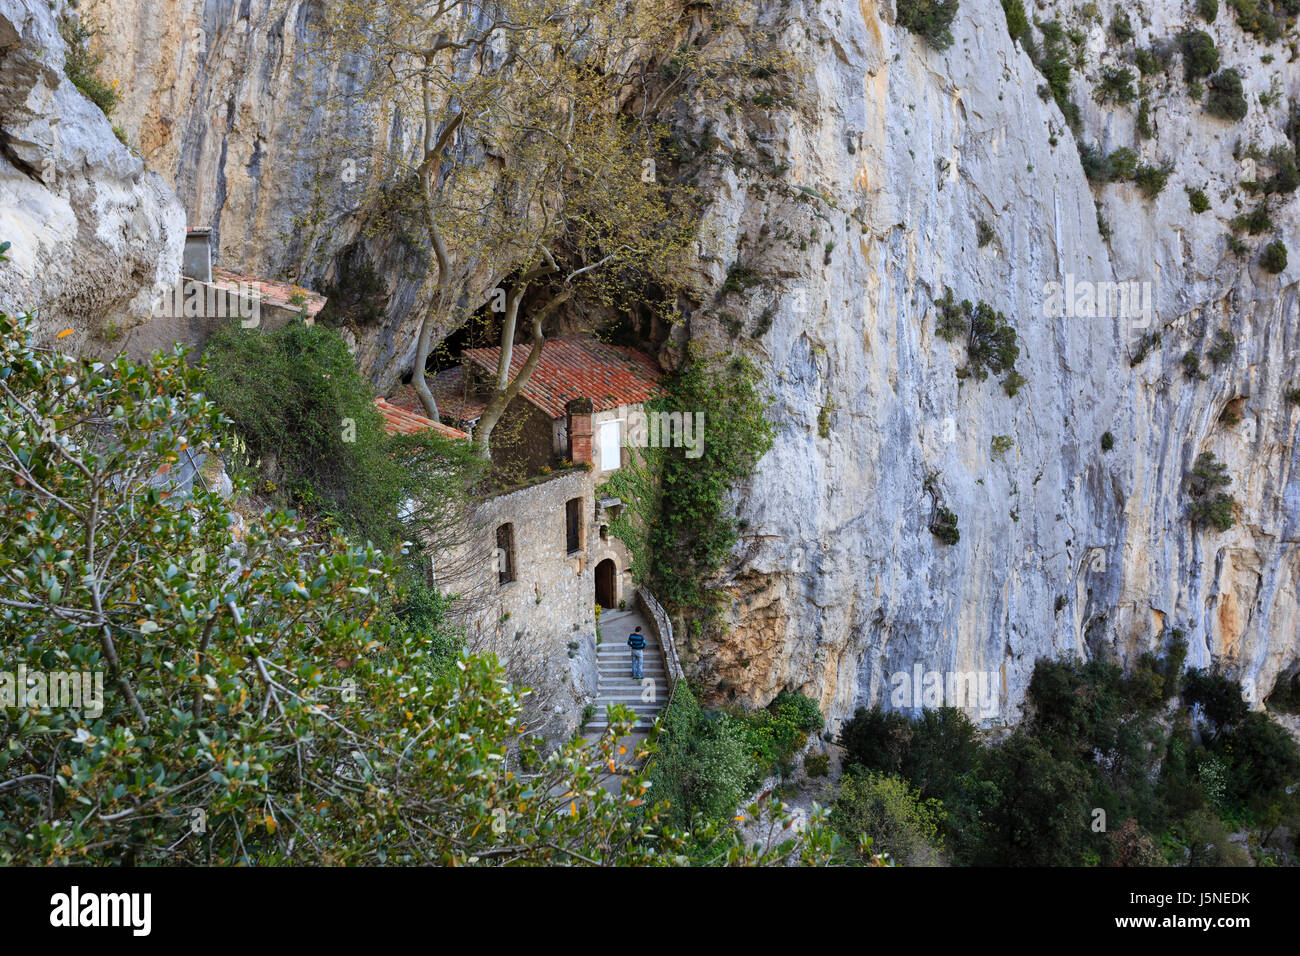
[627, 632, 646, 650]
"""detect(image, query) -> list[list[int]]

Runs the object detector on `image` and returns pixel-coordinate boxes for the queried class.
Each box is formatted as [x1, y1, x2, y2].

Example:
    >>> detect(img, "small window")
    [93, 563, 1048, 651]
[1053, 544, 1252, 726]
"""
[496, 523, 515, 586]
[599, 419, 621, 471]
[565, 498, 582, 554]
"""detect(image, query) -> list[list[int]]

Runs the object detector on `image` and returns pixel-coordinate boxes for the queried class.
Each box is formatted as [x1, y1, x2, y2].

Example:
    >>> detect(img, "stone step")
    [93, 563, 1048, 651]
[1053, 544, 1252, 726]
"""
[598, 672, 666, 680]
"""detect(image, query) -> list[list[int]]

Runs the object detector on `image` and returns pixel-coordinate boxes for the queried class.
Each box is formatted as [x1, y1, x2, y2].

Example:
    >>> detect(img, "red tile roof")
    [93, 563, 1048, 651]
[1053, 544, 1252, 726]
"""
[390, 367, 487, 424]
[211, 267, 328, 319]
[462, 335, 661, 420]
[374, 398, 469, 440]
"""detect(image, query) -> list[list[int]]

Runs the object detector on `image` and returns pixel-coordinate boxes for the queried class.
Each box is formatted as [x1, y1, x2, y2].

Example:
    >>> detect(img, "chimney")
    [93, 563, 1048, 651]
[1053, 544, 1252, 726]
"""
[566, 398, 594, 465]
[183, 228, 212, 283]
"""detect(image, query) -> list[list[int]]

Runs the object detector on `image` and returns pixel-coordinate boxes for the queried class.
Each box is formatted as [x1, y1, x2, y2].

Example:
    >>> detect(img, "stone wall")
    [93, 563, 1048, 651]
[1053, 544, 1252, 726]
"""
[440, 465, 633, 739]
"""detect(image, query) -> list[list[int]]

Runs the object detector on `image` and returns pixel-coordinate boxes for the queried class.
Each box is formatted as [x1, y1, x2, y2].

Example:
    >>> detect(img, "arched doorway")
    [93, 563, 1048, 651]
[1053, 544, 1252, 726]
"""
[594, 559, 616, 609]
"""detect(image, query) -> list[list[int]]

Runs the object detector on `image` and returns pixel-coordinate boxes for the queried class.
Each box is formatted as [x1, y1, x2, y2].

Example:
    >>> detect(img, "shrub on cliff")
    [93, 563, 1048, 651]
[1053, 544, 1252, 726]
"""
[1261, 239, 1288, 273]
[1185, 451, 1236, 530]
[58, 15, 119, 117]
[1204, 68, 1248, 121]
[1000, 0, 1028, 41]
[895, 0, 960, 50]
[1178, 29, 1219, 83]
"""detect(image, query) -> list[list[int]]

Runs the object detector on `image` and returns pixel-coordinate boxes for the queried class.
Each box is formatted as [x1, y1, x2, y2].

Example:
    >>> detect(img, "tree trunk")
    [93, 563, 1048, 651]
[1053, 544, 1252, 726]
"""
[411, 72, 463, 421]
[472, 289, 571, 460]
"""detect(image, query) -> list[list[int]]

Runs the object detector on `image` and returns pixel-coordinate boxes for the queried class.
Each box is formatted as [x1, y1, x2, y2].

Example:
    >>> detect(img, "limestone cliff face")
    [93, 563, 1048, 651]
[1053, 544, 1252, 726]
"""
[680, 0, 1300, 724]
[81, 0, 1300, 725]
[0, 0, 183, 345]
[84, 0, 469, 392]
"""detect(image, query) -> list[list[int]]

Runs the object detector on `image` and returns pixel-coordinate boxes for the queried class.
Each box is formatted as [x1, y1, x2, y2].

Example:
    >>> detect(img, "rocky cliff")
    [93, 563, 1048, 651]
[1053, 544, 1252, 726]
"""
[681, 0, 1300, 723]
[0, 0, 183, 346]
[38, 0, 1300, 724]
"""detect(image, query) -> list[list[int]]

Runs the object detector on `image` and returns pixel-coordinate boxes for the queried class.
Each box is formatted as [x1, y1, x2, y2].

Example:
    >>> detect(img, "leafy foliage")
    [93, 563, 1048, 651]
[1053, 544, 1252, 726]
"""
[1261, 239, 1288, 273]
[895, 0, 960, 50]
[58, 15, 119, 117]
[0, 308, 833, 866]
[624, 351, 773, 618]
[832, 769, 946, 865]
[933, 289, 1022, 392]
[1186, 451, 1235, 530]
[833, 634, 1300, 866]
[1178, 30, 1220, 83]
[1000, 0, 1029, 42]
[201, 319, 483, 551]
[1204, 68, 1248, 121]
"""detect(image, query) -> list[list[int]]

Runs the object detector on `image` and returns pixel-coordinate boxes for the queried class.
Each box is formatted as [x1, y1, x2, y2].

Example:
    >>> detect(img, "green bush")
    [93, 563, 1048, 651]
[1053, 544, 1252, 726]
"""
[1260, 239, 1288, 273]
[1262, 146, 1299, 195]
[831, 643, 1300, 867]
[1226, 0, 1285, 40]
[1232, 201, 1273, 234]
[832, 770, 946, 865]
[896, 0, 960, 50]
[1000, 0, 1029, 41]
[1101, 430, 1115, 451]
[1204, 68, 1248, 121]
[605, 349, 773, 619]
[934, 287, 968, 341]
[1218, 711, 1300, 807]
[1034, 23, 1080, 127]
[1208, 327, 1236, 364]
[805, 752, 831, 777]
[1178, 30, 1219, 83]
[930, 506, 960, 544]
[736, 690, 825, 785]
[1134, 161, 1174, 198]
[1136, 97, 1153, 138]
[202, 320, 482, 550]
[645, 684, 753, 828]
[1095, 66, 1137, 105]
[1198, 0, 1219, 19]
[1108, 12, 1135, 42]
[1185, 452, 1235, 530]
[1187, 186, 1211, 212]
[58, 16, 119, 117]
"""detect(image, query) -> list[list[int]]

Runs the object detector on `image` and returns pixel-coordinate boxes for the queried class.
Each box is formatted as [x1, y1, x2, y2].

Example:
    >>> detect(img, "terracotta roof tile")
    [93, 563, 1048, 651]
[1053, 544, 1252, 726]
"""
[211, 267, 328, 319]
[390, 367, 487, 423]
[462, 334, 661, 419]
[374, 398, 470, 440]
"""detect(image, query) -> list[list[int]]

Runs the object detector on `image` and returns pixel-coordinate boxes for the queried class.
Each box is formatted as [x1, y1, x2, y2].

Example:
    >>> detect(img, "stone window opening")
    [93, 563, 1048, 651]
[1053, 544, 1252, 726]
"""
[565, 497, 582, 554]
[496, 523, 516, 586]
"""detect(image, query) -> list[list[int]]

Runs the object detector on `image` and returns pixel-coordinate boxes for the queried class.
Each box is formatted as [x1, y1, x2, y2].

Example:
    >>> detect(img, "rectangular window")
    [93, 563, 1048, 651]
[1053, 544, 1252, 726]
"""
[496, 523, 515, 586]
[565, 498, 581, 554]
[599, 419, 621, 471]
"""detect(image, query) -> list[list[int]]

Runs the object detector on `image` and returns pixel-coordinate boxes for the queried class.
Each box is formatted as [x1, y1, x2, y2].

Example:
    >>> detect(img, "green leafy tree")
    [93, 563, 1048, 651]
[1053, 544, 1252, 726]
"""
[832, 769, 946, 865]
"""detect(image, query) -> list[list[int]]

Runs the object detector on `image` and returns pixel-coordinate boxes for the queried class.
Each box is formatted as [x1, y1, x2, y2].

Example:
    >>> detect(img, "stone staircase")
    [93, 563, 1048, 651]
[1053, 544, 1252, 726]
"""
[583, 607, 669, 736]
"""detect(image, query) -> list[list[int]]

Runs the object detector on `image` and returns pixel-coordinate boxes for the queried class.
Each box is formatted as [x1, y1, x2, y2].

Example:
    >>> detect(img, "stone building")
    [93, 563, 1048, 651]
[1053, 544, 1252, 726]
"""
[115, 227, 327, 362]
[386, 334, 666, 738]
[394, 334, 663, 479]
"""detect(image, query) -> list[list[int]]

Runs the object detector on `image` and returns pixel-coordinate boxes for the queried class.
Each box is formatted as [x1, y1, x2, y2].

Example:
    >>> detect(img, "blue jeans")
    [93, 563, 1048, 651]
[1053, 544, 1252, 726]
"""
[630, 648, 643, 679]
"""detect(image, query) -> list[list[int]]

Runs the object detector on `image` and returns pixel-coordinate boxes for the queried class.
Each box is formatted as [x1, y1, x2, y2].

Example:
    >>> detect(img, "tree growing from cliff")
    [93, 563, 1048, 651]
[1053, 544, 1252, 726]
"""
[313, 0, 737, 459]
